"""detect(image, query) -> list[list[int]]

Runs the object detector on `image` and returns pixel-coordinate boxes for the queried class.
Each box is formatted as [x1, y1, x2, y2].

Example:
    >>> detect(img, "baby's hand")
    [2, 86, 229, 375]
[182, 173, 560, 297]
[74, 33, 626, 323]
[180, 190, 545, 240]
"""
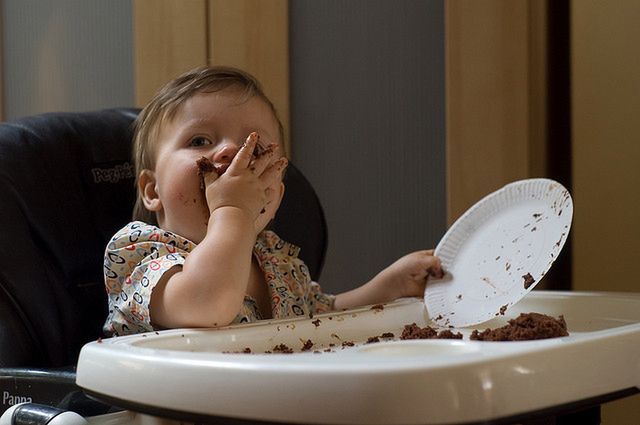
[379, 250, 444, 299]
[202, 133, 286, 230]
[333, 249, 443, 311]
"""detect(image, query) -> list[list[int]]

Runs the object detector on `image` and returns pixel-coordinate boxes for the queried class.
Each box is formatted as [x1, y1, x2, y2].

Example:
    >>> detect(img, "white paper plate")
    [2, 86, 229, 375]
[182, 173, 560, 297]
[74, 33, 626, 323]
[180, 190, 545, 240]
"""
[426, 179, 573, 327]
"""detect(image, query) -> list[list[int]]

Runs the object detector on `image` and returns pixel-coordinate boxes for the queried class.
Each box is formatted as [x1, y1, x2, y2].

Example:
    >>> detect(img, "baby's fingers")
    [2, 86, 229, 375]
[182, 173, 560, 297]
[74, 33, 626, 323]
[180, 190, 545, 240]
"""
[228, 132, 259, 174]
[423, 253, 444, 279]
[260, 156, 288, 184]
[250, 143, 280, 175]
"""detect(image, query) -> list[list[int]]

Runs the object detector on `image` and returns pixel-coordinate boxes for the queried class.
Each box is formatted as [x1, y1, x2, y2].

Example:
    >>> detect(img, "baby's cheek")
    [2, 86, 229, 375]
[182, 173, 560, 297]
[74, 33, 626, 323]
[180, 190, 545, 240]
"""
[164, 176, 207, 218]
[175, 191, 198, 207]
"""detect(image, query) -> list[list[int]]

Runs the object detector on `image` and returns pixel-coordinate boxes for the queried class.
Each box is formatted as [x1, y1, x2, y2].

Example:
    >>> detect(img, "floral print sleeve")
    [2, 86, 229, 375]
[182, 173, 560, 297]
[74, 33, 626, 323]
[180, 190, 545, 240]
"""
[103, 221, 196, 336]
[308, 281, 335, 315]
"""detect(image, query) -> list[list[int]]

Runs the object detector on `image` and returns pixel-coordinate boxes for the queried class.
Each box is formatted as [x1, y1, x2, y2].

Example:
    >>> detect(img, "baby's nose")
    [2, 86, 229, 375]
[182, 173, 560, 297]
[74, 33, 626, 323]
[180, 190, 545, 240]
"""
[213, 142, 240, 163]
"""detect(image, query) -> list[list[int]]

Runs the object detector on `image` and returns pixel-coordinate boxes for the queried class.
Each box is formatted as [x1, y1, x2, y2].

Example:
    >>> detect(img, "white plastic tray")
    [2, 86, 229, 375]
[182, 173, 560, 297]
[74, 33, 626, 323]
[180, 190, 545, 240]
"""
[76, 291, 640, 424]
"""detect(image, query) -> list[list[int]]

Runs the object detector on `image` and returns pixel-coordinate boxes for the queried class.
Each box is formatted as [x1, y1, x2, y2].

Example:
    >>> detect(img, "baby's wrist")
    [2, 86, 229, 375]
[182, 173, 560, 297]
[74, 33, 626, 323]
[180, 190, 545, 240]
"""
[209, 206, 255, 225]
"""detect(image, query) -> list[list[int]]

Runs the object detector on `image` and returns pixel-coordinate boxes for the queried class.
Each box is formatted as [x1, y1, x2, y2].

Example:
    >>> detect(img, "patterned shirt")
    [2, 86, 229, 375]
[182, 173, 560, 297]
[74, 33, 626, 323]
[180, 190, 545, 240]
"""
[103, 221, 334, 336]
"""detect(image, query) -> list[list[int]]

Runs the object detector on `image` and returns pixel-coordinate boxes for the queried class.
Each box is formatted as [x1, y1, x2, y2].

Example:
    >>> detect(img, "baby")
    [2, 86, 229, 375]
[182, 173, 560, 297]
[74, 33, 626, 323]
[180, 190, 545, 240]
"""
[103, 66, 442, 336]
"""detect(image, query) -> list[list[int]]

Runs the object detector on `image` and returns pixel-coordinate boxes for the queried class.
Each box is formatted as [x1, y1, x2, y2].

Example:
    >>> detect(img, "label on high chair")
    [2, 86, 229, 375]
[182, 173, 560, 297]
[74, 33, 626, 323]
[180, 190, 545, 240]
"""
[0, 373, 79, 415]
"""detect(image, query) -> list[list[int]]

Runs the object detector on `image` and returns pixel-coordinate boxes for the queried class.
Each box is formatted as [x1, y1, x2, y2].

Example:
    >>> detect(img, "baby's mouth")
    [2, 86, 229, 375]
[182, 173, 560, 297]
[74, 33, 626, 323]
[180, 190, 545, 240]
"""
[196, 142, 270, 180]
[196, 157, 223, 191]
[215, 163, 230, 175]
[196, 157, 226, 176]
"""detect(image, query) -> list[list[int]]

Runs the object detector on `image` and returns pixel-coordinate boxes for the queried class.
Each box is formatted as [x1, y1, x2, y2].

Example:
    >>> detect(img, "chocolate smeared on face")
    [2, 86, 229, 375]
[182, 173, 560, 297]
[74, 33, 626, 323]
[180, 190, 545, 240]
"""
[196, 157, 222, 190]
[197, 156, 219, 176]
[253, 142, 275, 160]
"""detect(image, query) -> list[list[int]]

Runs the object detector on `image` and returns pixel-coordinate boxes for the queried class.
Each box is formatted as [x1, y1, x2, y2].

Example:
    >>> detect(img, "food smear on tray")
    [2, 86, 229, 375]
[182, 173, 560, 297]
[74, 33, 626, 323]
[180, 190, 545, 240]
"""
[221, 310, 569, 354]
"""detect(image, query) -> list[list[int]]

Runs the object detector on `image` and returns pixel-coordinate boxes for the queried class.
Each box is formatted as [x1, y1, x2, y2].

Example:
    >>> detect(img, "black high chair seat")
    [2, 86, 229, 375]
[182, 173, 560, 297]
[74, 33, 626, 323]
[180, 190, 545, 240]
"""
[0, 109, 327, 416]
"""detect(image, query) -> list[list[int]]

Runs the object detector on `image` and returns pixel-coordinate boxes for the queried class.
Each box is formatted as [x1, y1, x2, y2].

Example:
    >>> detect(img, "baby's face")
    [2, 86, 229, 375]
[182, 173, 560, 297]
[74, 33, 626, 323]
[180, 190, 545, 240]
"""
[148, 89, 282, 242]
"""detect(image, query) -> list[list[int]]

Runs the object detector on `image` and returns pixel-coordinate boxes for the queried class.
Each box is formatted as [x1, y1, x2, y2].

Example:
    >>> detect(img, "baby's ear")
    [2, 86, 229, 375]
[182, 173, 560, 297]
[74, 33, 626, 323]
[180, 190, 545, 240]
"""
[139, 169, 162, 212]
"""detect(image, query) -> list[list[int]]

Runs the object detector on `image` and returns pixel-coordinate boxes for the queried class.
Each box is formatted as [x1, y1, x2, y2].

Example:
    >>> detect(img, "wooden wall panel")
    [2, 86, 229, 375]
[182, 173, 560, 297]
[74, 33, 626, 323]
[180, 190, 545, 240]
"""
[571, 1, 640, 421]
[446, 0, 547, 224]
[571, 1, 640, 293]
[133, 0, 208, 106]
[208, 0, 289, 154]
[133, 0, 289, 154]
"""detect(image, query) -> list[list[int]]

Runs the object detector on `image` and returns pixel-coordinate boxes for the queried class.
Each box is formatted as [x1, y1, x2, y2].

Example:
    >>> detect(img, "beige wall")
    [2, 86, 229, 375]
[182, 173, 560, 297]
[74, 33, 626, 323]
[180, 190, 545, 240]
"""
[571, 1, 640, 422]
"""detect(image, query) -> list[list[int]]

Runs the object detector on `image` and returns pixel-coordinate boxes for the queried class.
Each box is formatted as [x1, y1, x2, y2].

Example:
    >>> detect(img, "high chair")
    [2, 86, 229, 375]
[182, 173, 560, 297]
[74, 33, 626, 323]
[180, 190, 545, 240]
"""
[1, 110, 638, 425]
[0, 108, 327, 423]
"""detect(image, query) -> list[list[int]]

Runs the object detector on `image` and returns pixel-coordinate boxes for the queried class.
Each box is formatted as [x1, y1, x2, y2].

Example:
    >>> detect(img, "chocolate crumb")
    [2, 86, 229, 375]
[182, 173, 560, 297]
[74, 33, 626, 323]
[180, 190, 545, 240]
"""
[401, 323, 435, 340]
[301, 340, 314, 351]
[341, 341, 355, 347]
[272, 343, 294, 354]
[243, 347, 252, 354]
[434, 330, 463, 339]
[365, 332, 395, 344]
[312, 319, 321, 328]
[523, 273, 536, 289]
[499, 304, 508, 315]
[371, 304, 385, 311]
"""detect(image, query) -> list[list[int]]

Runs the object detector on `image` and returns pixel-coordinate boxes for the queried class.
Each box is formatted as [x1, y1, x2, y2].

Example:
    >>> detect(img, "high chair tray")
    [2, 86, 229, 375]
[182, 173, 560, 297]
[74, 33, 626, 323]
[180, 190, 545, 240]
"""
[76, 291, 640, 424]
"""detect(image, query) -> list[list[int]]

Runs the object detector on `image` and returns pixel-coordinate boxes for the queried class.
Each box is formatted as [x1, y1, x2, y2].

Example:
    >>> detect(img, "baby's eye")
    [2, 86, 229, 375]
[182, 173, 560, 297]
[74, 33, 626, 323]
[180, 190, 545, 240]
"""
[189, 137, 212, 147]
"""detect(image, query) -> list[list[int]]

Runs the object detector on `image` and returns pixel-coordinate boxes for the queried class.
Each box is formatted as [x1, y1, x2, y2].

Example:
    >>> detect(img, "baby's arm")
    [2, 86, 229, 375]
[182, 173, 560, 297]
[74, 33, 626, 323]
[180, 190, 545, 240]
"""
[150, 134, 286, 328]
[333, 250, 443, 310]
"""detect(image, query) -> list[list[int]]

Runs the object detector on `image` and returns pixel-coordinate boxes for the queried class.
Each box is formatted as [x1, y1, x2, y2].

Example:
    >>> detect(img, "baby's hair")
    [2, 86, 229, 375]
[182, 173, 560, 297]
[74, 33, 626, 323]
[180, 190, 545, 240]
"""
[132, 65, 284, 224]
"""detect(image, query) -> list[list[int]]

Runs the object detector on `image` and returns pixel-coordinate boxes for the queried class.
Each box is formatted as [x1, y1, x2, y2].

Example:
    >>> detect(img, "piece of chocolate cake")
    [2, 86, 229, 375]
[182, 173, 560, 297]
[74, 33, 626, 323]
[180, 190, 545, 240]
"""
[400, 323, 463, 340]
[470, 312, 568, 341]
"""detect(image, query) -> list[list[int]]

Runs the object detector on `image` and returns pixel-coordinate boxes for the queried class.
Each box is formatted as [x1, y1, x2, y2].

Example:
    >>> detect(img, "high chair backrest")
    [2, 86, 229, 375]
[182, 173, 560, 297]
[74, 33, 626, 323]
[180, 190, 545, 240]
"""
[0, 109, 327, 368]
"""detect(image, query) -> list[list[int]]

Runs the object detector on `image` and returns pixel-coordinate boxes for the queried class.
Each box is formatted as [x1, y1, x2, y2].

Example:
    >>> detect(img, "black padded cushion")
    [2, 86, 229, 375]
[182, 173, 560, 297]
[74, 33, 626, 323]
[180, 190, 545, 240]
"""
[0, 109, 138, 367]
[0, 109, 326, 368]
